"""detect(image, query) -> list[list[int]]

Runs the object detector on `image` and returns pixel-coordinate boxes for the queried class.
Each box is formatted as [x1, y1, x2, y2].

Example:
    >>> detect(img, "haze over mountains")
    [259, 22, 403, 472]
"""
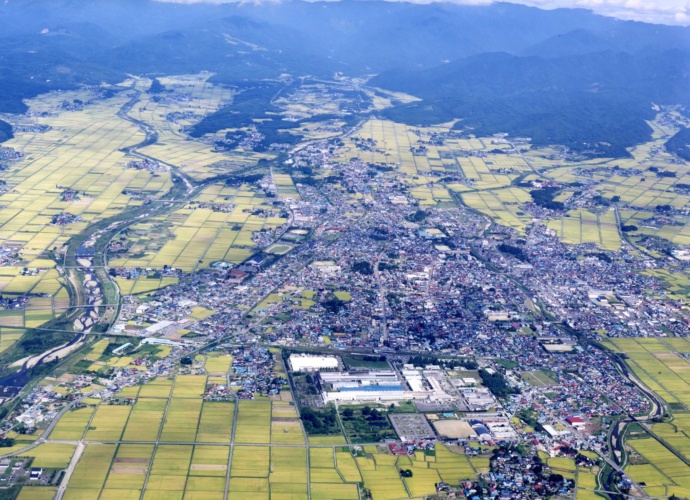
[1, 0, 689, 155]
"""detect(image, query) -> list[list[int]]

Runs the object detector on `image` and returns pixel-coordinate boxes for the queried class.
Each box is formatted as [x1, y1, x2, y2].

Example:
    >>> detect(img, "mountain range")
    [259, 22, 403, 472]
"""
[0, 0, 688, 155]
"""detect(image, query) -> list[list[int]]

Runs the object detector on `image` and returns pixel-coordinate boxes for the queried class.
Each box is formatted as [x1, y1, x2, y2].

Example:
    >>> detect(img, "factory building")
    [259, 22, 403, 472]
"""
[320, 369, 453, 403]
[288, 354, 340, 372]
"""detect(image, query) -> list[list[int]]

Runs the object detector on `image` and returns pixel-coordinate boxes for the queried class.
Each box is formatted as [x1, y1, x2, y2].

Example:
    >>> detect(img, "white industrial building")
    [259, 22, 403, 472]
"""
[288, 354, 340, 372]
[319, 370, 399, 388]
[461, 388, 496, 411]
[321, 369, 453, 403]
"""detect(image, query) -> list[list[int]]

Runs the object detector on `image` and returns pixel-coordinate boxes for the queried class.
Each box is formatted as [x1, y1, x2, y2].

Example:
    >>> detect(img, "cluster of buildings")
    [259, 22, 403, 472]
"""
[126, 158, 166, 173]
[229, 346, 286, 398]
[50, 212, 82, 225]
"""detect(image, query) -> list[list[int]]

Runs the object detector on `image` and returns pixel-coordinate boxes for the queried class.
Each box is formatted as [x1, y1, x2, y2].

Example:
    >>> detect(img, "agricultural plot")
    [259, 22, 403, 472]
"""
[160, 398, 203, 442]
[356, 452, 409, 500]
[273, 174, 300, 200]
[626, 436, 690, 496]
[230, 446, 270, 478]
[21, 443, 76, 469]
[309, 448, 359, 499]
[235, 399, 272, 444]
[132, 75, 274, 181]
[138, 378, 173, 398]
[204, 353, 232, 374]
[65, 444, 118, 497]
[270, 447, 308, 498]
[0, 327, 27, 354]
[172, 375, 207, 398]
[0, 89, 171, 271]
[196, 402, 233, 443]
[545, 208, 621, 251]
[49, 406, 95, 440]
[144, 444, 193, 497]
[85, 405, 131, 441]
[270, 418, 305, 445]
[332, 115, 690, 256]
[17, 487, 57, 500]
[604, 338, 690, 408]
[641, 268, 690, 299]
[122, 398, 167, 441]
[461, 191, 530, 232]
[109, 182, 286, 277]
[102, 444, 154, 495]
[186, 446, 229, 499]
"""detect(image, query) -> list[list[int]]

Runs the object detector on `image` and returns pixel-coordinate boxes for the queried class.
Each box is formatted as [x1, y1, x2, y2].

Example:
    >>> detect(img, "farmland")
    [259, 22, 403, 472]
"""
[2, 69, 690, 500]
[3, 361, 506, 500]
[603, 337, 690, 408]
[327, 115, 690, 269]
[602, 337, 690, 487]
[0, 72, 294, 355]
[0, 85, 169, 331]
[130, 75, 274, 181]
[108, 181, 287, 275]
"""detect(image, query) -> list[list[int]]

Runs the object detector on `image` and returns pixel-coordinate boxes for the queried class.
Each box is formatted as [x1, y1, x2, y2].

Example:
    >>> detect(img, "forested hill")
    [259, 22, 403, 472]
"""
[666, 127, 690, 161]
[0, 0, 688, 156]
[0, 120, 13, 143]
[371, 50, 690, 157]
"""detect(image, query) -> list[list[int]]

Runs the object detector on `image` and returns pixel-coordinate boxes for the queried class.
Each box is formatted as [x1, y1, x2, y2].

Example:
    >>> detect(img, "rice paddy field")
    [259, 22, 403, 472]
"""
[0, 73, 286, 331]
[603, 337, 690, 408]
[131, 75, 274, 181]
[626, 435, 690, 497]
[545, 208, 621, 251]
[108, 181, 287, 277]
[0, 86, 177, 328]
[9, 367, 524, 500]
[329, 116, 690, 256]
[602, 337, 690, 485]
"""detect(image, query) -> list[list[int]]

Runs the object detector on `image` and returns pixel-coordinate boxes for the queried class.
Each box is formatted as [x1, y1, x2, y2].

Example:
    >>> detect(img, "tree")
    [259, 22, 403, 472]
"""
[148, 78, 166, 94]
[352, 261, 373, 275]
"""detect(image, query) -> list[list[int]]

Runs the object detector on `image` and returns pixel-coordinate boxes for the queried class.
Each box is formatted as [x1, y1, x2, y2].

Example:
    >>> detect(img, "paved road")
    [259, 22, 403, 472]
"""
[55, 441, 84, 500]
[0, 399, 84, 459]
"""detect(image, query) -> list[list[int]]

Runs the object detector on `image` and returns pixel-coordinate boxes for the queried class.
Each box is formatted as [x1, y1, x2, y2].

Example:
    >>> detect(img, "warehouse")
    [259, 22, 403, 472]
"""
[288, 353, 340, 372]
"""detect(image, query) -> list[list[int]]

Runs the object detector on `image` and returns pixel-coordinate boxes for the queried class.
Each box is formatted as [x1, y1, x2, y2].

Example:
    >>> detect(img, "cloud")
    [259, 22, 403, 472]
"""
[494, 0, 690, 25]
[155, 0, 690, 26]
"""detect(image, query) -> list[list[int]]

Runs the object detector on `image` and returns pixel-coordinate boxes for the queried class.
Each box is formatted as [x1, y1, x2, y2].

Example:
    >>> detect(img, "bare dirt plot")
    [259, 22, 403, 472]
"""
[110, 465, 148, 474]
[432, 420, 476, 439]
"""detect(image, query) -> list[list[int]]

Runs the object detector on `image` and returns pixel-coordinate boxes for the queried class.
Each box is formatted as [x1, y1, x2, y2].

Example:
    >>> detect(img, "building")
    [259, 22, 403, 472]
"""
[565, 416, 586, 429]
[288, 354, 340, 372]
[140, 338, 183, 347]
[112, 343, 132, 355]
[323, 384, 405, 402]
[320, 370, 452, 403]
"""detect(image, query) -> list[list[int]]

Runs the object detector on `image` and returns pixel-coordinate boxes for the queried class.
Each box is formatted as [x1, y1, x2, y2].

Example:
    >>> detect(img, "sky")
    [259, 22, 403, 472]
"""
[158, 0, 690, 26]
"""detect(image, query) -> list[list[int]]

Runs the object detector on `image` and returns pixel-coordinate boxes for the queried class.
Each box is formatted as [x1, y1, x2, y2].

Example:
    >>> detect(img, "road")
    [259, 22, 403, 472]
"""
[373, 252, 388, 346]
[0, 398, 85, 459]
[55, 441, 84, 500]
